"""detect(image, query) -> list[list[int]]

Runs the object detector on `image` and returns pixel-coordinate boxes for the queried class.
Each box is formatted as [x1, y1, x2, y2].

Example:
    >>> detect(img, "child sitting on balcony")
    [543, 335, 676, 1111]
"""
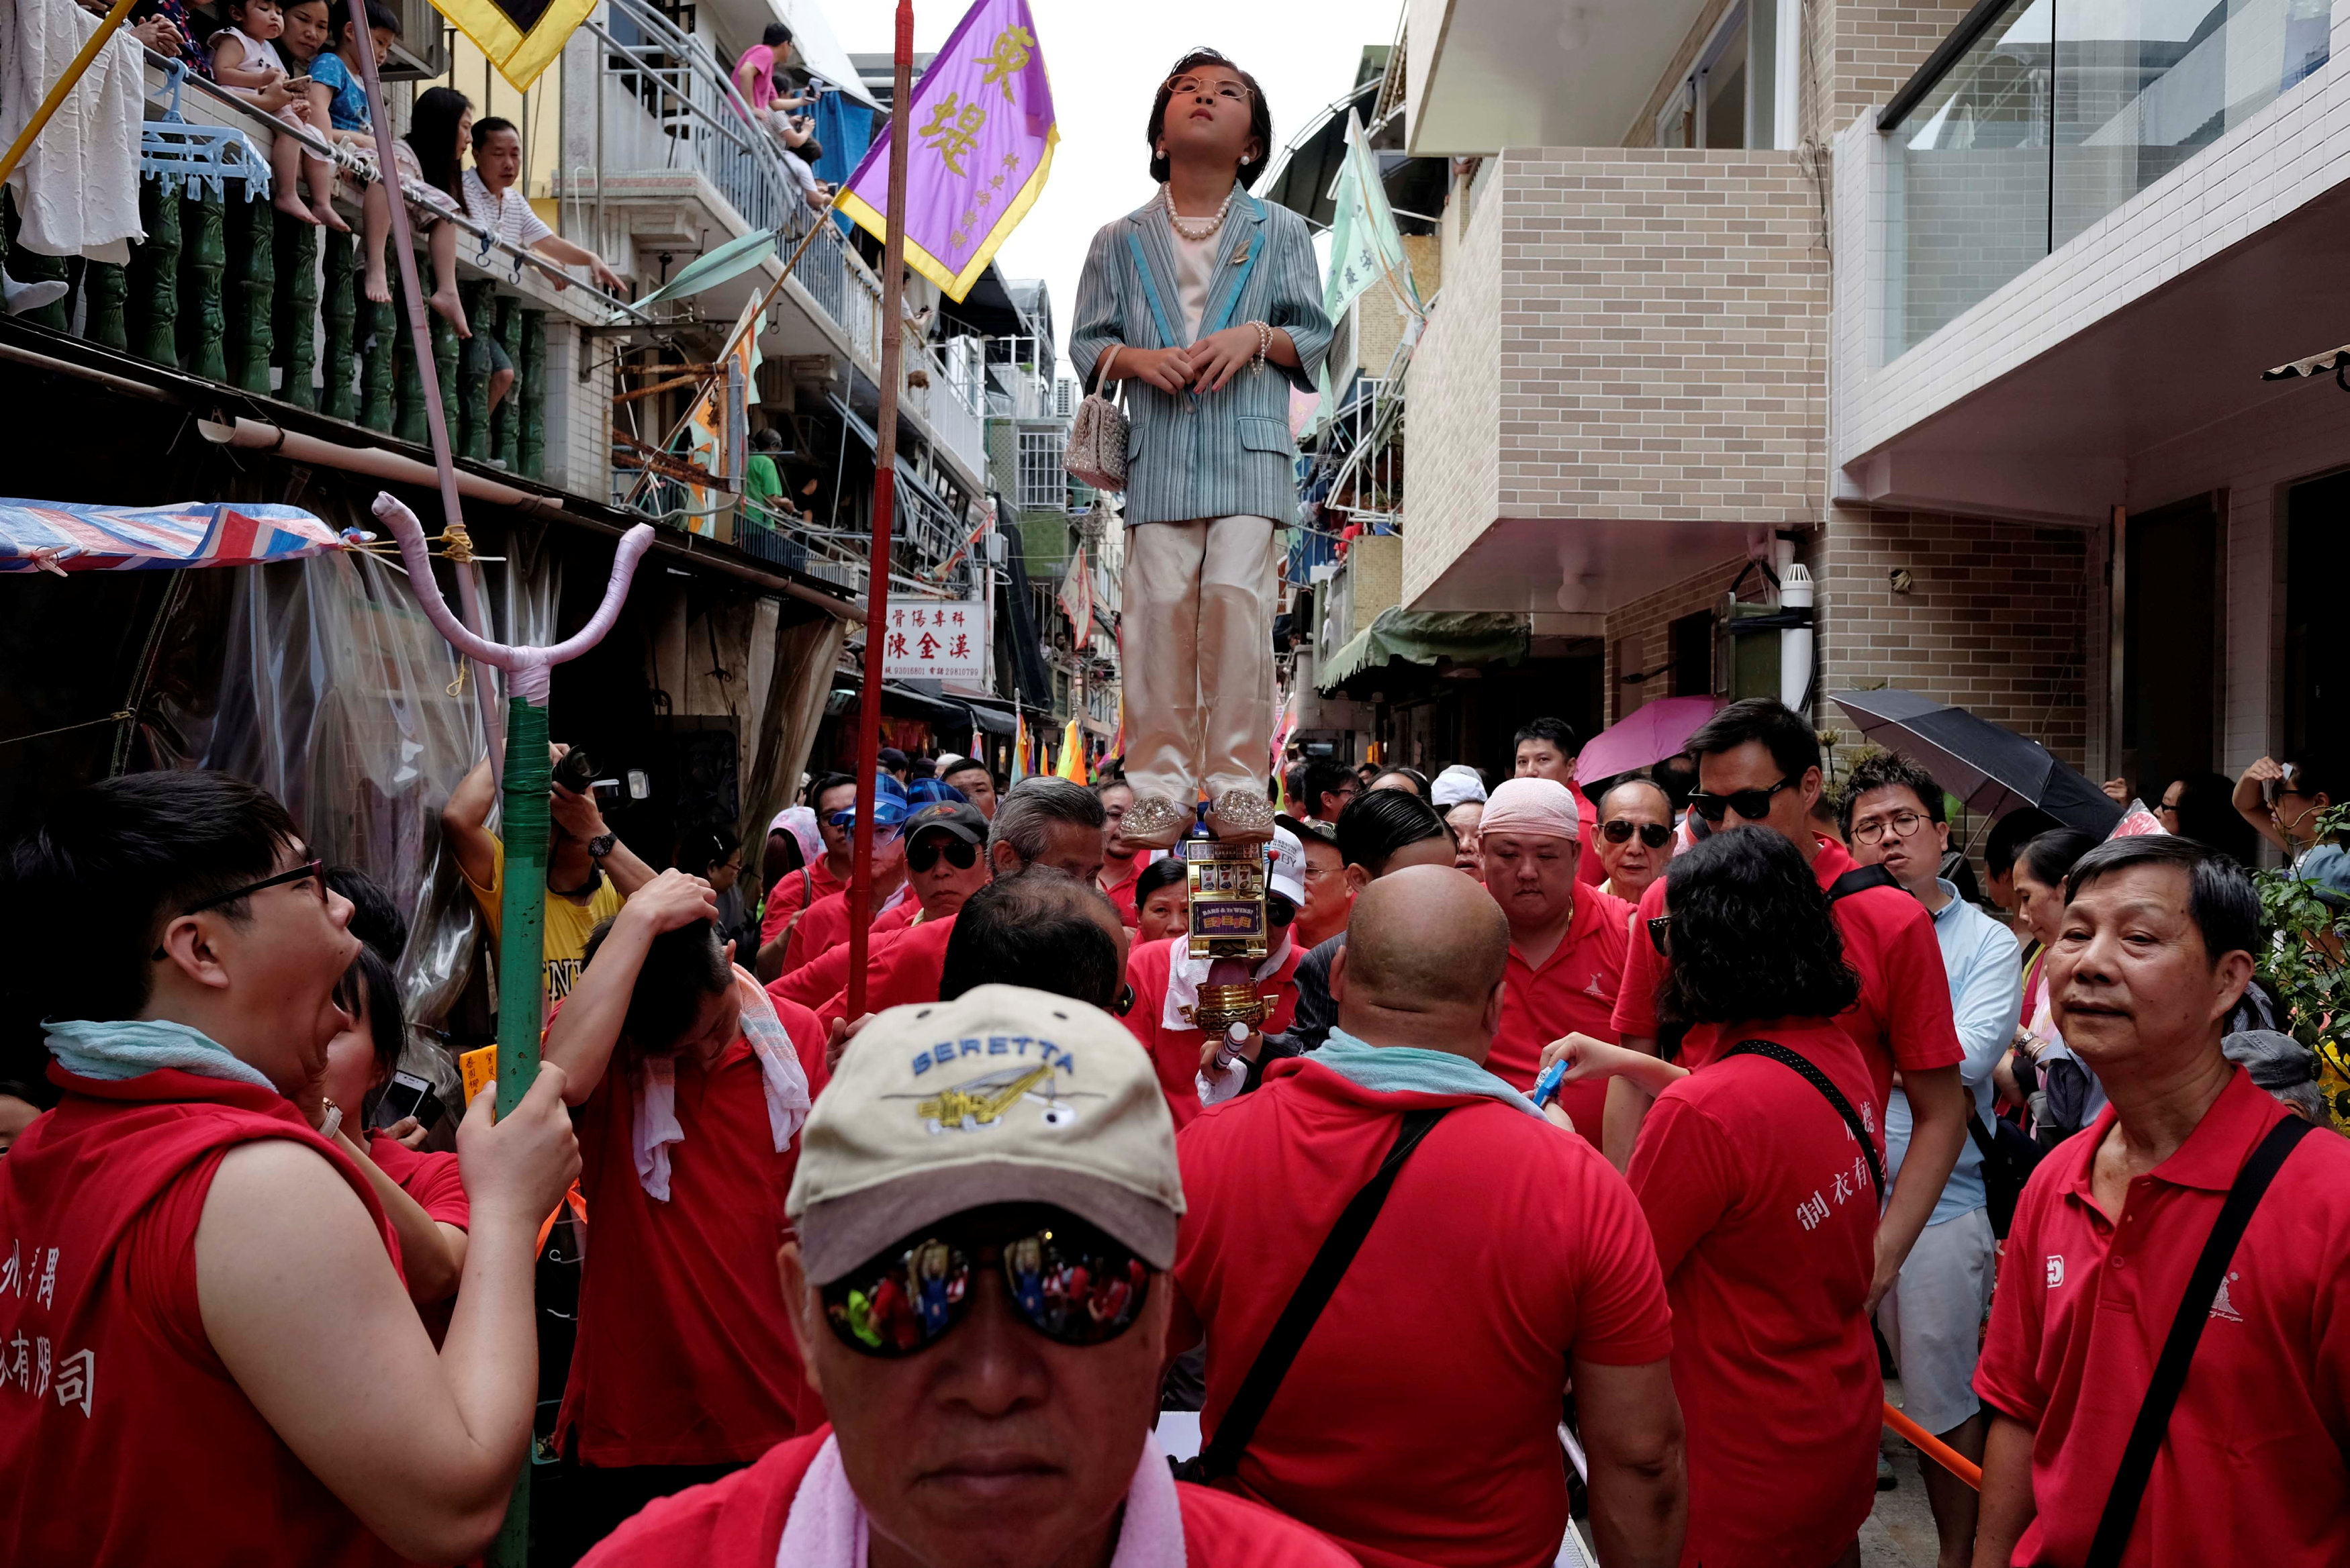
[209, 0, 344, 230]
[308, 5, 469, 338]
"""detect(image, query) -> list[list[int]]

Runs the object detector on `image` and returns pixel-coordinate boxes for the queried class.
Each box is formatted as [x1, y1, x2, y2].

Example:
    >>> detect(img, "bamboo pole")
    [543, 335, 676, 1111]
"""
[845, 2, 914, 1020]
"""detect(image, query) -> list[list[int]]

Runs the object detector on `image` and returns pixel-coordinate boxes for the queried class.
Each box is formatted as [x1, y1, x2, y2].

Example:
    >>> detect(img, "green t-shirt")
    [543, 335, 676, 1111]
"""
[744, 454, 783, 522]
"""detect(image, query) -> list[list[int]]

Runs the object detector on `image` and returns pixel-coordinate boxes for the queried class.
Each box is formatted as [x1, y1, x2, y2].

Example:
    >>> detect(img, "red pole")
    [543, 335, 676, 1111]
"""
[847, 0, 915, 1019]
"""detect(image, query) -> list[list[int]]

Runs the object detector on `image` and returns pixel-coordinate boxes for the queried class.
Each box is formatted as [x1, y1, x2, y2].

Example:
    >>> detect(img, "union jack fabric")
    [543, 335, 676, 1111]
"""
[0, 501, 350, 575]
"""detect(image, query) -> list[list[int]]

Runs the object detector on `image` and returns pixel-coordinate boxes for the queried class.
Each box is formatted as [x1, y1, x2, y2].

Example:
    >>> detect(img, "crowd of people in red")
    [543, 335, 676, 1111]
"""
[1, 696, 2346, 1568]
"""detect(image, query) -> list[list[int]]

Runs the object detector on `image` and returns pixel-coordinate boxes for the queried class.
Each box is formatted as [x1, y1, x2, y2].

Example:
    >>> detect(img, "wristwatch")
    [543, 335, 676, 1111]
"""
[587, 832, 618, 861]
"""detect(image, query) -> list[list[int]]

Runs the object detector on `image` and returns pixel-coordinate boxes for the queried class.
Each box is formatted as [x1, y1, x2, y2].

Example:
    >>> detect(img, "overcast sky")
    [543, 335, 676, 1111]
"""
[827, 0, 1405, 377]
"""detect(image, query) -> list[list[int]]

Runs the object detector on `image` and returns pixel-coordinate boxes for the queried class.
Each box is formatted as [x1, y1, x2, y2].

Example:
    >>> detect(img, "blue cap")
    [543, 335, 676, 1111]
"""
[829, 771, 912, 830]
[903, 777, 970, 810]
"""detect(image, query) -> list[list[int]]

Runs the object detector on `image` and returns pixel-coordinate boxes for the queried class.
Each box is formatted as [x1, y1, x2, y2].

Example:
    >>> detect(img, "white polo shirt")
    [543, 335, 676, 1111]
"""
[461, 168, 554, 250]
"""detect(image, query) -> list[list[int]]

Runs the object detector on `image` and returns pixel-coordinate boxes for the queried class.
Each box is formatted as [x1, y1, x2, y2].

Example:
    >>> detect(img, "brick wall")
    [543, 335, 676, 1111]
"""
[1809, 507, 2093, 771]
[1601, 554, 1746, 724]
[1402, 164, 1504, 602]
[1820, 2, 1982, 139]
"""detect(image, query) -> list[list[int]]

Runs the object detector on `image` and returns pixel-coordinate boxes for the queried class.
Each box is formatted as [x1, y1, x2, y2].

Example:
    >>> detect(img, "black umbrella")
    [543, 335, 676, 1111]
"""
[1830, 689, 2123, 834]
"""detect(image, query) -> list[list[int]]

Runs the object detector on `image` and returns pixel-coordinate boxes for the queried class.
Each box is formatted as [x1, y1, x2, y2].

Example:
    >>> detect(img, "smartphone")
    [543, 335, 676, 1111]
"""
[372, 1070, 444, 1131]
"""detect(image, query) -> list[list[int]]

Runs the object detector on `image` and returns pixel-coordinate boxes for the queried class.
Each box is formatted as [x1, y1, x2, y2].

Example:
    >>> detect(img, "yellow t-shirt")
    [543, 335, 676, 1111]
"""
[463, 835, 627, 1008]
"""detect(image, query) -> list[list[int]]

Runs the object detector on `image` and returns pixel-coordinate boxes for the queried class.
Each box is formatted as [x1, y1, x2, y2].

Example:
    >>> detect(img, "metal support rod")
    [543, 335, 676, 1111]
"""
[846, 0, 914, 1020]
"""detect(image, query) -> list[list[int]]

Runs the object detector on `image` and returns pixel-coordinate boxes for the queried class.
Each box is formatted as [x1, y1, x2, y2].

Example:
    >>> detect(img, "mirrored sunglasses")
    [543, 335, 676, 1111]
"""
[822, 1217, 1151, 1359]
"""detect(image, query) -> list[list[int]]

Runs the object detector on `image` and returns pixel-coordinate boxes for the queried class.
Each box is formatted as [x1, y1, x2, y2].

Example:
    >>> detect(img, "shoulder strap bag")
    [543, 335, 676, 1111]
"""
[2082, 1114, 2313, 1567]
[1724, 1038, 1885, 1202]
[1177, 1105, 1452, 1484]
[1062, 343, 1129, 493]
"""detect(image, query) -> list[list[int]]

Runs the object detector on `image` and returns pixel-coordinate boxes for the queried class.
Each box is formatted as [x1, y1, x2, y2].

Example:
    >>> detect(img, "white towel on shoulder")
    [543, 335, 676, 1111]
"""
[0, 0, 146, 263]
[632, 965, 814, 1201]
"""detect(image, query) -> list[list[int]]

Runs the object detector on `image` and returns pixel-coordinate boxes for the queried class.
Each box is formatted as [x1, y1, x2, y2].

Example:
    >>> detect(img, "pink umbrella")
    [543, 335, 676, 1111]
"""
[1575, 696, 1724, 785]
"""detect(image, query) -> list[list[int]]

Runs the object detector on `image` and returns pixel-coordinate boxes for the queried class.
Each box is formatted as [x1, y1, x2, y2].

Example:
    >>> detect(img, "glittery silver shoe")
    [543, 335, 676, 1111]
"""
[1207, 787, 1276, 842]
[1121, 793, 1192, 850]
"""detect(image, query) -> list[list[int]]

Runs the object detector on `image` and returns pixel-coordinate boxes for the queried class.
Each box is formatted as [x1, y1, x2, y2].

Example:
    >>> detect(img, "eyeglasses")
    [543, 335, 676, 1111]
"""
[1601, 819, 1673, 848]
[1646, 914, 1673, 956]
[150, 859, 326, 961]
[822, 1217, 1151, 1359]
[906, 833, 979, 873]
[1850, 810, 1929, 846]
[1686, 777, 1797, 824]
[1166, 74, 1251, 103]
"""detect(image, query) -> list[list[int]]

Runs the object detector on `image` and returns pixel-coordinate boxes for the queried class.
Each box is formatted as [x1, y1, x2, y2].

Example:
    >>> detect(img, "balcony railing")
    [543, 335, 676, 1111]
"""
[4, 50, 637, 475]
[984, 336, 1052, 420]
[1879, 0, 2333, 360]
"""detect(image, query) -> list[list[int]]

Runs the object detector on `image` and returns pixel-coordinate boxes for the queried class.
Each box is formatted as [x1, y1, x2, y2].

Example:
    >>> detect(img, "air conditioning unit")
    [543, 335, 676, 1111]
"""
[381, 0, 449, 79]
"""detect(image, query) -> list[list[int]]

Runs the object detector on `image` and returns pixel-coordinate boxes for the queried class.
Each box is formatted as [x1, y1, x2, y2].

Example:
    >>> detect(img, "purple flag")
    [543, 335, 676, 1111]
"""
[833, 0, 1057, 303]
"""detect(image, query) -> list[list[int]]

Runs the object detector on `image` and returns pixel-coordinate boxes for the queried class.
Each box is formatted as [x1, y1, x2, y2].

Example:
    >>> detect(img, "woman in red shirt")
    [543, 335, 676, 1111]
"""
[318, 945, 470, 1314]
[1543, 827, 1881, 1568]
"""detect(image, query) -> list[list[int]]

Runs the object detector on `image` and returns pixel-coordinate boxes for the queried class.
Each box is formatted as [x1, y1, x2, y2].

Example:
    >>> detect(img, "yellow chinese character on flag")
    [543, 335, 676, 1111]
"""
[972, 26, 1035, 102]
[916, 93, 988, 177]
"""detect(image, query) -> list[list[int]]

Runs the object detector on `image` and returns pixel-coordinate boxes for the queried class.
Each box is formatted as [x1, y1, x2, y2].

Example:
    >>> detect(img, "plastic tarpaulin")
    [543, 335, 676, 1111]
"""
[1317, 607, 1530, 691]
[0, 498, 344, 573]
[158, 532, 561, 1105]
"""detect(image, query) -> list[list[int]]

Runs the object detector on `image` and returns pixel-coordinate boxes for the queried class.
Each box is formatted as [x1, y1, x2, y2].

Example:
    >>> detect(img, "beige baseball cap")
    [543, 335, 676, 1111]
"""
[787, 983, 1186, 1284]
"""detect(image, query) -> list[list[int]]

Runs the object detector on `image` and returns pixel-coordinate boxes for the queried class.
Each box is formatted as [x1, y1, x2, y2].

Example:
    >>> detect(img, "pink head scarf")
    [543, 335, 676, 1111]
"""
[1478, 777, 1582, 843]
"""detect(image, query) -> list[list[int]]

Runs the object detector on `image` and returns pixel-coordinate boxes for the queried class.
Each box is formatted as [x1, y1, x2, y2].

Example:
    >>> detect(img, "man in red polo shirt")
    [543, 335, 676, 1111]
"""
[581, 985, 1355, 1568]
[1513, 716, 1606, 888]
[1973, 836, 2350, 1568]
[772, 773, 912, 977]
[1123, 826, 1310, 1129]
[1476, 777, 1632, 1143]
[816, 778, 1109, 1030]
[541, 871, 832, 1553]
[1095, 778, 1145, 928]
[767, 801, 989, 1012]
[757, 773, 856, 976]
[1603, 698, 1965, 1311]
[1171, 866, 1685, 1568]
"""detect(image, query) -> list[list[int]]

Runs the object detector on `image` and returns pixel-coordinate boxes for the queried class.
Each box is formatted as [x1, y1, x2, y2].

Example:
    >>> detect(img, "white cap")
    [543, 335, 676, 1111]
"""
[1268, 824, 1307, 907]
[787, 985, 1185, 1283]
[1431, 765, 1489, 808]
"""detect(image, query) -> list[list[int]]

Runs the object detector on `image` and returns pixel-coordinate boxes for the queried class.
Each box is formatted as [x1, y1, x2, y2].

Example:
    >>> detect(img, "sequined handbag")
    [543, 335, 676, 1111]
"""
[1062, 346, 1129, 493]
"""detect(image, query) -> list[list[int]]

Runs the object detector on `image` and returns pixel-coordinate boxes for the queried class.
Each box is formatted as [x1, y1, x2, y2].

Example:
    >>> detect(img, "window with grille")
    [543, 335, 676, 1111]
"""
[1018, 430, 1066, 510]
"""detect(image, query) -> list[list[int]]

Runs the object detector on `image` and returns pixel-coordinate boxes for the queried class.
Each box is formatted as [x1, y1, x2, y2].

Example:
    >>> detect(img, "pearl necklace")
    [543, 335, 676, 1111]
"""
[1161, 183, 1233, 242]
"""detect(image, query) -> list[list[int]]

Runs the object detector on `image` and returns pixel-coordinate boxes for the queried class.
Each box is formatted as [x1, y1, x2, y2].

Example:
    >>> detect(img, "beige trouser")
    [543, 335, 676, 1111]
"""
[1121, 515, 1277, 809]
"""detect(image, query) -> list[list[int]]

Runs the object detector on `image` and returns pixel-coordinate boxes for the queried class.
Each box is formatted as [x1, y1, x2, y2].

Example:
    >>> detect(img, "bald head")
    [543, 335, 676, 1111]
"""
[1330, 865, 1511, 1061]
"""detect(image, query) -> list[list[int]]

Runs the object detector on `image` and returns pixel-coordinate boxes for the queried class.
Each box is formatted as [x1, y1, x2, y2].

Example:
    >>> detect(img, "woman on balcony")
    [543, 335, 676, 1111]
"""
[1068, 50, 1331, 850]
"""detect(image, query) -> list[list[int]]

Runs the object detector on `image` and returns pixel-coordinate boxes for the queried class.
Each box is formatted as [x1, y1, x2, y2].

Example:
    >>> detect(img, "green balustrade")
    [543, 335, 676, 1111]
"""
[520, 309, 547, 480]
[2, 191, 69, 332]
[322, 230, 357, 420]
[432, 307, 461, 451]
[457, 280, 493, 460]
[83, 259, 128, 352]
[177, 187, 226, 382]
[273, 213, 320, 409]
[128, 179, 182, 369]
[491, 295, 522, 471]
[359, 291, 395, 432]
[223, 191, 274, 395]
[393, 289, 424, 444]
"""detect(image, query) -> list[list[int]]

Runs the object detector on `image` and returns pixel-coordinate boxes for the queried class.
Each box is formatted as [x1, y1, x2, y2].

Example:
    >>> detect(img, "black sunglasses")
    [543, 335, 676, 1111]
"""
[906, 833, 979, 874]
[1601, 819, 1674, 848]
[1647, 913, 1673, 956]
[822, 1216, 1150, 1359]
[1686, 777, 1797, 824]
[151, 859, 326, 961]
